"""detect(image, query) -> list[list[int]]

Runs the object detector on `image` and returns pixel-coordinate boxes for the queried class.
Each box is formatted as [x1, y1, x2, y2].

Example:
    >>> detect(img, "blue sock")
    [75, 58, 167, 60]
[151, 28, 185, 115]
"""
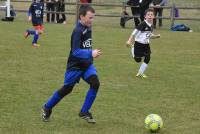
[27, 29, 36, 35]
[44, 91, 62, 109]
[81, 88, 97, 113]
[32, 33, 39, 44]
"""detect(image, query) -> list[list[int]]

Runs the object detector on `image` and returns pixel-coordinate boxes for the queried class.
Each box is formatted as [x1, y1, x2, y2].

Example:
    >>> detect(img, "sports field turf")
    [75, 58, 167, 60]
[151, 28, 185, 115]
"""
[0, 7, 200, 134]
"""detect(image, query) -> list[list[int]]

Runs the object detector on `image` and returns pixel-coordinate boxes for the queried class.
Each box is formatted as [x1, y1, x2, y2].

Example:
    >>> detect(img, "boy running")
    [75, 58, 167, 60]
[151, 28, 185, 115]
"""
[126, 8, 160, 78]
[24, 0, 44, 48]
[42, 5, 102, 124]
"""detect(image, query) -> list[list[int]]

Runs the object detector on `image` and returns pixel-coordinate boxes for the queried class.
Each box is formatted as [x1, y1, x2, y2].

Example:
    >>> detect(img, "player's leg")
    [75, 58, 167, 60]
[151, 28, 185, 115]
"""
[79, 64, 99, 123]
[32, 26, 44, 47]
[158, 8, 163, 27]
[131, 7, 140, 27]
[133, 42, 147, 77]
[140, 8, 145, 21]
[134, 56, 142, 63]
[137, 61, 148, 78]
[135, 55, 147, 77]
[133, 42, 143, 62]
[31, 30, 39, 47]
[42, 70, 82, 121]
[132, 42, 142, 62]
[24, 26, 39, 47]
[137, 45, 151, 78]
[24, 29, 36, 38]
[81, 75, 99, 113]
[153, 8, 158, 29]
[61, 7, 66, 24]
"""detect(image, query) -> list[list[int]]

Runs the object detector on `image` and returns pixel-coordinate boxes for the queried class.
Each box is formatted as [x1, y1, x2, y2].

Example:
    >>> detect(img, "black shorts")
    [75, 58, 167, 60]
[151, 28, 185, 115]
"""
[134, 41, 151, 57]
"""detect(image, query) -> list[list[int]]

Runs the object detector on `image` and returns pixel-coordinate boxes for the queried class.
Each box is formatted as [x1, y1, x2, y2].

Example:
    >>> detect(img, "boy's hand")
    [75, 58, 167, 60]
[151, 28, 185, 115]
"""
[92, 49, 102, 58]
[28, 16, 32, 22]
[126, 40, 132, 47]
[151, 34, 161, 39]
[156, 34, 161, 38]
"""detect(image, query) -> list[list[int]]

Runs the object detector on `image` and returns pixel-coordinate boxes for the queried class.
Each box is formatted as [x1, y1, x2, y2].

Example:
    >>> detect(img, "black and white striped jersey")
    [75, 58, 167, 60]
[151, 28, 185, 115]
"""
[131, 20, 153, 44]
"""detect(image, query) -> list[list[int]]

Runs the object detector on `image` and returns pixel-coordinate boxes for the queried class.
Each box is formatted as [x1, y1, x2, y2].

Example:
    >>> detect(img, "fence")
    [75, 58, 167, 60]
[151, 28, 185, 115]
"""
[1, 0, 200, 26]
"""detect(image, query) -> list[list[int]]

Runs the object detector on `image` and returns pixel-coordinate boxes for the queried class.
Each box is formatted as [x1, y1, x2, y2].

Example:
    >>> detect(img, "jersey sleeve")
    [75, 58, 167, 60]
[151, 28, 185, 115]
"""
[71, 29, 92, 60]
[131, 29, 140, 37]
[136, 22, 145, 31]
[133, 22, 145, 36]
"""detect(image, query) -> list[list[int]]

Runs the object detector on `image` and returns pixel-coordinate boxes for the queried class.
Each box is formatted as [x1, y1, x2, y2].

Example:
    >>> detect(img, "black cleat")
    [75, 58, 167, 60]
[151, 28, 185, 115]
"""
[41, 106, 52, 122]
[79, 112, 96, 124]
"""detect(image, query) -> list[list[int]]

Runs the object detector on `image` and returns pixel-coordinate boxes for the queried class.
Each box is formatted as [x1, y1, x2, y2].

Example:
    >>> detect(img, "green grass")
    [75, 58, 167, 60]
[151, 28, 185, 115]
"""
[0, 17, 200, 134]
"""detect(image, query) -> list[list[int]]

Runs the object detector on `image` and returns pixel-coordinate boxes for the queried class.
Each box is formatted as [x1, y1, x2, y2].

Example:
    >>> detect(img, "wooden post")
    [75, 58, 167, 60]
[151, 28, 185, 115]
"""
[6, 0, 11, 17]
[75, 0, 80, 24]
[170, 1, 175, 27]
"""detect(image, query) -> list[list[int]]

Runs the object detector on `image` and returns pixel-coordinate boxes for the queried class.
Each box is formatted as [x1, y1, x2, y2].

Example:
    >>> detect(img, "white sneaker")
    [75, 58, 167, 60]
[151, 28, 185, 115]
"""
[136, 73, 148, 78]
[32, 43, 40, 48]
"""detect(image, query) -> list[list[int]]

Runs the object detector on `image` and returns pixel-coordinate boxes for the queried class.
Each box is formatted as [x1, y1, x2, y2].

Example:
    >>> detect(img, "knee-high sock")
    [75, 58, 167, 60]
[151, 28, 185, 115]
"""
[44, 91, 62, 109]
[26, 29, 39, 44]
[32, 32, 39, 44]
[138, 62, 148, 74]
[81, 88, 97, 113]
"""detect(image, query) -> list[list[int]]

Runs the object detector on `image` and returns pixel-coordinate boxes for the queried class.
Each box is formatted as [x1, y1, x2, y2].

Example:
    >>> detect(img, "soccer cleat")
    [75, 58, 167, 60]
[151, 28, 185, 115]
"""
[136, 73, 141, 77]
[32, 43, 40, 48]
[41, 106, 52, 122]
[79, 112, 96, 124]
[136, 73, 148, 78]
[24, 32, 29, 39]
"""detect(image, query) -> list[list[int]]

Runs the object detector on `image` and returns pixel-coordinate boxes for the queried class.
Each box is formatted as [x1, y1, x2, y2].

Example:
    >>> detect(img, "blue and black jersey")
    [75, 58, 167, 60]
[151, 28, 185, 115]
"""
[28, 2, 44, 26]
[67, 21, 93, 71]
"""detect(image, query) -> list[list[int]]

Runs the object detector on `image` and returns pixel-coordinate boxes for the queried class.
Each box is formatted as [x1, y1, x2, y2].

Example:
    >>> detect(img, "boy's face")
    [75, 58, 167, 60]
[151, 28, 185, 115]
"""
[145, 11, 154, 24]
[80, 11, 95, 27]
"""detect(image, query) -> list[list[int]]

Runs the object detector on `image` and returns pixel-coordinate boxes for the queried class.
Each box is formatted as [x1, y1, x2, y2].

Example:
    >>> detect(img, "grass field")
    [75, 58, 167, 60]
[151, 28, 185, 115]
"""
[0, 9, 200, 134]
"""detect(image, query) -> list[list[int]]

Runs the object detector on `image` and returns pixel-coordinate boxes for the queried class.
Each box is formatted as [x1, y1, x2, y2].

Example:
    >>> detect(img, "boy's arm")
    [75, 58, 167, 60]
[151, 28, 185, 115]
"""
[126, 35, 134, 47]
[126, 29, 138, 47]
[28, 15, 32, 22]
[72, 31, 92, 59]
[72, 33, 102, 59]
[71, 30, 100, 60]
[27, 4, 32, 21]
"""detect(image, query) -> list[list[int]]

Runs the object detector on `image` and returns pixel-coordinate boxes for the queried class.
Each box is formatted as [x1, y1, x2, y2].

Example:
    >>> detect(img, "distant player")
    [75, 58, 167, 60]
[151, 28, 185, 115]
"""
[126, 8, 160, 78]
[42, 5, 102, 124]
[24, 0, 44, 48]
